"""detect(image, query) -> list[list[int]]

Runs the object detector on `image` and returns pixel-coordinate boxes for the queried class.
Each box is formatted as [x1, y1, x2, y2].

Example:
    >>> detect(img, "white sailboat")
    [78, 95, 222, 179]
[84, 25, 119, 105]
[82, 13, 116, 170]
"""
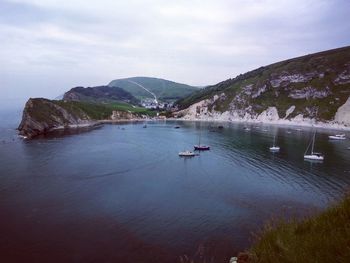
[304, 131, 324, 161]
[178, 150, 196, 157]
[269, 135, 280, 152]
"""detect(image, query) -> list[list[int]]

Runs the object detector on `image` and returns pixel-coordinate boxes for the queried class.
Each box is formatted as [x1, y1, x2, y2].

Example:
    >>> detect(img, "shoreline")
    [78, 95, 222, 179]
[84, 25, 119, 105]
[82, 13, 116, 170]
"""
[18, 118, 155, 139]
[52, 118, 152, 130]
[168, 117, 350, 132]
[19, 116, 350, 139]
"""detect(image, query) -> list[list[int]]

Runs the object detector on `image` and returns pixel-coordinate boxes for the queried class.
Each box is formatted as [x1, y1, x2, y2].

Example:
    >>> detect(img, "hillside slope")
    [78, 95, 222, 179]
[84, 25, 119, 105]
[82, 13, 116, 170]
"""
[108, 77, 199, 101]
[63, 86, 139, 105]
[176, 46, 350, 125]
[249, 195, 350, 263]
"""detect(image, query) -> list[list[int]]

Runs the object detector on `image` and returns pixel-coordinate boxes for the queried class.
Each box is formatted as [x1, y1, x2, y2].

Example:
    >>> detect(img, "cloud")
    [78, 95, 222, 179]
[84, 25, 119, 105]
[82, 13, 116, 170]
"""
[0, 0, 349, 101]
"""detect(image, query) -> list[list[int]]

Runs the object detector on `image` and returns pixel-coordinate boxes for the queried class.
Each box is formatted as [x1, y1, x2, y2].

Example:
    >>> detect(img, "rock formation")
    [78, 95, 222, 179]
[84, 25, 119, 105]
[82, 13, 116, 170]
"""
[335, 96, 350, 126]
[18, 98, 93, 138]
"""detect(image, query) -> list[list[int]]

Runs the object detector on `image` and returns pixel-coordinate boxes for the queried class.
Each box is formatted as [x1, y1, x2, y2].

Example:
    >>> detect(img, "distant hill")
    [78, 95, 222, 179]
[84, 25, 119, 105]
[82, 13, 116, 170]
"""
[63, 86, 139, 105]
[108, 77, 199, 101]
[176, 46, 350, 123]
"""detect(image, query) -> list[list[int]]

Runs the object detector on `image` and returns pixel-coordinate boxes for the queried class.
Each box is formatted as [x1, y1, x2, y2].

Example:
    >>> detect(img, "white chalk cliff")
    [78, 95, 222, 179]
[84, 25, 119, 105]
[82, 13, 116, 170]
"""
[175, 46, 350, 130]
[335, 96, 350, 126]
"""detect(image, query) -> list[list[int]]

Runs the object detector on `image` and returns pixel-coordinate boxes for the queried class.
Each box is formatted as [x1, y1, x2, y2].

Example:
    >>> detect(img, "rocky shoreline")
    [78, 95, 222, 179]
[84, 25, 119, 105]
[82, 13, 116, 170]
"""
[171, 116, 350, 131]
[173, 94, 350, 132]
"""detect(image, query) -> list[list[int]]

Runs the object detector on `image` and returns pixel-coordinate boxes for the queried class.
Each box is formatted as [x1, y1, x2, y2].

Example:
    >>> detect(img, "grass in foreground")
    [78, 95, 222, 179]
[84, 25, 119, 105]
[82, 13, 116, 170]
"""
[249, 195, 350, 263]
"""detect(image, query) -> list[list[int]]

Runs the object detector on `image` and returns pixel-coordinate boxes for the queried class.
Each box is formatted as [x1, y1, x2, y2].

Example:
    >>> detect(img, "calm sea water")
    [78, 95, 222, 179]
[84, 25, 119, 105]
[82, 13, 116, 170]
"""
[1, 108, 350, 263]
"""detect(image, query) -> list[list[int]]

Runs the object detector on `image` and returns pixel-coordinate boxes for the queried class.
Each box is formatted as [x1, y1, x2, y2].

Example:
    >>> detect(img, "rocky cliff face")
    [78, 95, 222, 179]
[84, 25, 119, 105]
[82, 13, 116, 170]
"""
[335, 96, 350, 126]
[18, 98, 93, 138]
[176, 46, 350, 126]
[111, 110, 137, 120]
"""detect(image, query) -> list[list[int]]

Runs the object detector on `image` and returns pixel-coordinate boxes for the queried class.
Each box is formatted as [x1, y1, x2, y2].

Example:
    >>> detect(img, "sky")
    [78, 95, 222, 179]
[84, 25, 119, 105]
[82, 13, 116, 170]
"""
[0, 0, 349, 106]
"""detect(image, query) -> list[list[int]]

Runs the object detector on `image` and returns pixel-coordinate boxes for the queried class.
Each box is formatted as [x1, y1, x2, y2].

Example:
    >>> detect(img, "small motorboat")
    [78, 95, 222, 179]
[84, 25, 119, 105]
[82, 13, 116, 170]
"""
[329, 134, 346, 140]
[178, 151, 196, 157]
[244, 127, 251, 131]
[218, 125, 224, 129]
[194, 145, 210, 151]
[174, 126, 180, 129]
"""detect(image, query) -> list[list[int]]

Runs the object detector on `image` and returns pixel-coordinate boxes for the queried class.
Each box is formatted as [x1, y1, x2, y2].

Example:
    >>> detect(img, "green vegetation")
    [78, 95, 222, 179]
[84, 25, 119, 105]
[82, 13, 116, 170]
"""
[249, 195, 350, 263]
[26, 98, 84, 126]
[63, 85, 140, 105]
[176, 46, 350, 121]
[108, 76, 199, 101]
[55, 100, 156, 119]
[18, 98, 157, 138]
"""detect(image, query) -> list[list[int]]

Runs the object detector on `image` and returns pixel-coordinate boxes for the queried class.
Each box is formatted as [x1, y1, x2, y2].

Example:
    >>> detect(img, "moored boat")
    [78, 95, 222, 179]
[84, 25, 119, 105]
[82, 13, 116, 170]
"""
[194, 128, 210, 151]
[329, 134, 346, 140]
[269, 146, 280, 152]
[304, 152, 324, 161]
[269, 135, 280, 152]
[178, 151, 196, 157]
[304, 131, 324, 161]
[194, 145, 210, 151]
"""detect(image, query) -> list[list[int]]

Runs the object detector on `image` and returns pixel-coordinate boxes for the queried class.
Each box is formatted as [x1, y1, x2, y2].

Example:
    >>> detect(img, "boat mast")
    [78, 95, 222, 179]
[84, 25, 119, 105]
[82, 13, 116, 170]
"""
[311, 108, 318, 155]
[311, 131, 316, 154]
[198, 125, 201, 146]
[199, 130, 201, 146]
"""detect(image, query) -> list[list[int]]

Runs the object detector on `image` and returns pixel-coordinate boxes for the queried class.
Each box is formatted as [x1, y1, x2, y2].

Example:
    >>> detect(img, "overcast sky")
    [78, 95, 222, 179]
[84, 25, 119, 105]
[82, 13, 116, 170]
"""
[0, 0, 349, 105]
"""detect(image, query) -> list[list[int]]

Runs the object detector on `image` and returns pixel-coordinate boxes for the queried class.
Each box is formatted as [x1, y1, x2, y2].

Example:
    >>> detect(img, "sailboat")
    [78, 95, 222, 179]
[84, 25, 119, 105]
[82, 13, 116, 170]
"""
[194, 128, 210, 151]
[269, 135, 280, 152]
[304, 131, 324, 161]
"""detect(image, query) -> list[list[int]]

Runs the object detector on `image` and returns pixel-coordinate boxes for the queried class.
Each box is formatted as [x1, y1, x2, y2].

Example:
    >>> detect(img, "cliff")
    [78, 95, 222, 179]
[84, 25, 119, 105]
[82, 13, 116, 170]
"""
[18, 98, 92, 138]
[18, 98, 146, 138]
[175, 46, 350, 127]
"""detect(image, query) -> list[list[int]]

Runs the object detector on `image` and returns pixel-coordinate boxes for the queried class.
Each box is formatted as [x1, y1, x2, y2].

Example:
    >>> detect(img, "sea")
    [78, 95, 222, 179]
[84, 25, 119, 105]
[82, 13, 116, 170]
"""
[1, 106, 350, 263]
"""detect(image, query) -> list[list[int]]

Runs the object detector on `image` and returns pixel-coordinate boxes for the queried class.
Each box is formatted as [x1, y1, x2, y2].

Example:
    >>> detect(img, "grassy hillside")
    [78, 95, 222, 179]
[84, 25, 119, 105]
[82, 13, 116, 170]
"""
[176, 46, 350, 121]
[63, 86, 139, 105]
[249, 195, 350, 263]
[108, 77, 199, 101]
[55, 100, 156, 119]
